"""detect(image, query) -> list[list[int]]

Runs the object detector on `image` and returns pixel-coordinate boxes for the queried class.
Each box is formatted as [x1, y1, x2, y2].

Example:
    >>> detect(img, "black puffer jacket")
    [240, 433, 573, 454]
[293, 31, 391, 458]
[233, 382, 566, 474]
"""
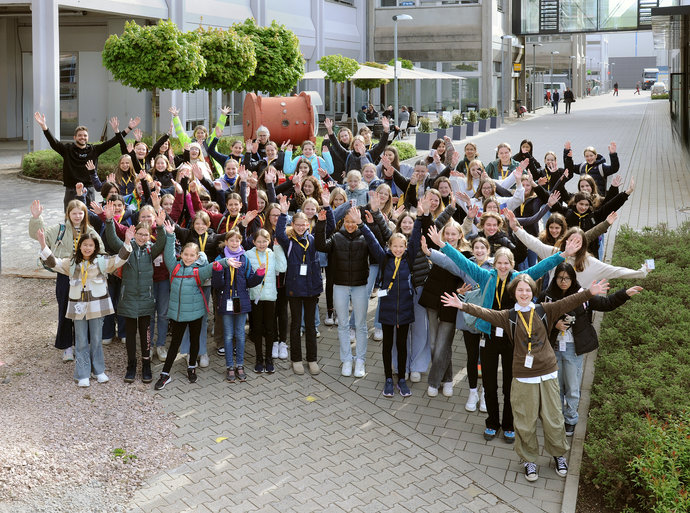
[411, 204, 456, 288]
[418, 264, 464, 322]
[314, 221, 371, 286]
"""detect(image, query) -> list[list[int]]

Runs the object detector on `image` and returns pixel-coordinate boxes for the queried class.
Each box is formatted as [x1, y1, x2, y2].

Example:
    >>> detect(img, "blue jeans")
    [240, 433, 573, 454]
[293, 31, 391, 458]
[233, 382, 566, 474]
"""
[349, 264, 380, 330]
[73, 317, 105, 381]
[180, 286, 210, 356]
[223, 313, 248, 367]
[556, 340, 584, 425]
[150, 280, 170, 348]
[334, 284, 369, 362]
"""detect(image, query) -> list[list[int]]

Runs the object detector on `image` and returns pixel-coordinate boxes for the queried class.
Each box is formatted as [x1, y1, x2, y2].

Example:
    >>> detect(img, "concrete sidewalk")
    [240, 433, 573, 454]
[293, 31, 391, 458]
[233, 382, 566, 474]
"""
[4, 92, 689, 512]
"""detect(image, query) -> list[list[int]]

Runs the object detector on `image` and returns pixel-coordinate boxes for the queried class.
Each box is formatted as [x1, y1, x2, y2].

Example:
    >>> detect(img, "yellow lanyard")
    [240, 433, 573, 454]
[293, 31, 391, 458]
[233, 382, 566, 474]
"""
[292, 237, 309, 263]
[517, 308, 535, 353]
[198, 232, 208, 253]
[122, 175, 131, 187]
[501, 165, 510, 179]
[585, 164, 593, 174]
[80, 263, 88, 289]
[520, 202, 525, 216]
[495, 278, 506, 309]
[228, 265, 236, 297]
[225, 215, 240, 233]
[388, 257, 402, 290]
[573, 211, 588, 226]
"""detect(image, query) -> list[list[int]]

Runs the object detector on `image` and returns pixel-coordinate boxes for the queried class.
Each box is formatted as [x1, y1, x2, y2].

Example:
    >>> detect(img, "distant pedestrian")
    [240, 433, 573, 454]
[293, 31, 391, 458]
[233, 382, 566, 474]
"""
[545, 90, 551, 103]
[563, 88, 574, 114]
[552, 90, 560, 114]
[635, 82, 641, 95]
[613, 82, 619, 96]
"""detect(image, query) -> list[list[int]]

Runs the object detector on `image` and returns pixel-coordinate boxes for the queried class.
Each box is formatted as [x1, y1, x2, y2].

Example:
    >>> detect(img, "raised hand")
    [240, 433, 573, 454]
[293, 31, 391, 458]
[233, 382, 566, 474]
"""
[368, 191, 380, 212]
[626, 285, 643, 297]
[440, 292, 464, 310]
[168, 120, 174, 136]
[608, 142, 617, 154]
[626, 177, 636, 195]
[264, 167, 276, 185]
[318, 167, 328, 179]
[320, 188, 331, 206]
[455, 191, 471, 206]
[605, 211, 618, 225]
[36, 228, 47, 249]
[190, 163, 203, 181]
[75, 183, 85, 197]
[317, 209, 327, 221]
[109, 117, 119, 133]
[85, 160, 96, 173]
[242, 210, 259, 227]
[537, 176, 548, 186]
[563, 234, 583, 257]
[564, 141, 571, 150]
[467, 204, 479, 219]
[124, 224, 136, 241]
[126, 142, 134, 154]
[133, 128, 143, 142]
[227, 257, 243, 269]
[364, 210, 374, 224]
[547, 190, 561, 207]
[611, 174, 623, 188]
[391, 204, 405, 221]
[163, 219, 175, 234]
[420, 236, 431, 256]
[103, 201, 114, 220]
[220, 105, 231, 115]
[321, 145, 329, 153]
[155, 208, 166, 226]
[137, 169, 147, 180]
[30, 199, 43, 219]
[90, 201, 104, 215]
[419, 195, 431, 215]
[34, 112, 47, 130]
[107, 173, 116, 183]
[280, 139, 291, 151]
[348, 206, 362, 225]
[427, 225, 443, 247]
[285, 144, 293, 152]
[278, 194, 289, 214]
[128, 117, 141, 129]
[432, 150, 441, 164]
[503, 208, 520, 232]
[168, 106, 179, 117]
[251, 141, 259, 154]
[589, 279, 610, 296]
[215, 126, 223, 138]
[248, 173, 258, 189]
[451, 151, 461, 169]
[238, 165, 249, 182]
[457, 282, 473, 297]
[324, 118, 333, 133]
[381, 116, 390, 132]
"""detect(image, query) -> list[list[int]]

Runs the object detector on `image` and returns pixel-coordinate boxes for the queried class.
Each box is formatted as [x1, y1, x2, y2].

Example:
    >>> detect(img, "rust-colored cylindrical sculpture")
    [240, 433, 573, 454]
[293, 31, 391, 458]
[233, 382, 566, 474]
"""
[242, 92, 316, 146]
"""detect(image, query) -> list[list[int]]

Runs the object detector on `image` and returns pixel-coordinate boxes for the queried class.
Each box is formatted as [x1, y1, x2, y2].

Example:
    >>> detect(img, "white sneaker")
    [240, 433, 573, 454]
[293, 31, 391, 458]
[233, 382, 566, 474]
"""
[101, 338, 112, 345]
[316, 329, 321, 338]
[324, 314, 335, 326]
[354, 359, 366, 377]
[120, 337, 126, 344]
[479, 388, 487, 413]
[199, 354, 209, 368]
[156, 346, 168, 362]
[465, 388, 479, 412]
[94, 373, 109, 384]
[77, 378, 90, 387]
[62, 347, 74, 362]
[410, 371, 421, 383]
[271, 341, 280, 359]
[349, 328, 356, 342]
[442, 382, 454, 397]
[373, 328, 383, 341]
[341, 360, 353, 377]
[278, 342, 288, 360]
[334, 313, 339, 326]
[427, 386, 438, 397]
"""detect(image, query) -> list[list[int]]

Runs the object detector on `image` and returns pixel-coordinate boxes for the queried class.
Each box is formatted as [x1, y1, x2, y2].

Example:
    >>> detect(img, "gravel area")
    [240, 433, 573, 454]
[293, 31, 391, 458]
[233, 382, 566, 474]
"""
[0, 276, 188, 512]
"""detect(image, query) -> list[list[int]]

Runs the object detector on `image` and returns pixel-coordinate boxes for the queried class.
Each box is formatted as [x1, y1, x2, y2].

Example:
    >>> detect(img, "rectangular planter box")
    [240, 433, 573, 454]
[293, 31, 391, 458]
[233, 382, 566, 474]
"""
[478, 119, 490, 132]
[415, 132, 434, 150]
[435, 127, 452, 140]
[465, 121, 478, 137]
[451, 124, 466, 140]
[490, 116, 501, 129]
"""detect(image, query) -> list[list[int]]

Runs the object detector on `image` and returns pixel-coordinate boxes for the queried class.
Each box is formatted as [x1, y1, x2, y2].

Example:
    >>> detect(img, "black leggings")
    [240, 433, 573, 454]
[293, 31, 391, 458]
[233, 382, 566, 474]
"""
[325, 261, 335, 315]
[463, 330, 481, 389]
[162, 318, 202, 374]
[382, 324, 410, 380]
[481, 334, 514, 432]
[252, 300, 276, 365]
[125, 316, 151, 362]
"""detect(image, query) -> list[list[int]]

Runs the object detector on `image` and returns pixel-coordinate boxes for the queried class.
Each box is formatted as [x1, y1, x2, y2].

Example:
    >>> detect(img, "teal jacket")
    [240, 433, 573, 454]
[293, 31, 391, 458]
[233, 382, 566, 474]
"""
[106, 220, 165, 318]
[164, 232, 215, 322]
[440, 243, 565, 336]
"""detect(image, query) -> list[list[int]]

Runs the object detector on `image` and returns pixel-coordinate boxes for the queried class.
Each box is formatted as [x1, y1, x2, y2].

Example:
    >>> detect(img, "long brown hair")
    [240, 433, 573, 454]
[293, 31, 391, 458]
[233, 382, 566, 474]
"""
[540, 212, 568, 246]
[556, 227, 588, 271]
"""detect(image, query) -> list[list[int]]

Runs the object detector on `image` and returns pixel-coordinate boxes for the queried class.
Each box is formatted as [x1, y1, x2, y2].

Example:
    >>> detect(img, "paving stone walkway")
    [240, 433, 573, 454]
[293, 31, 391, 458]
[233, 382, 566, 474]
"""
[3, 92, 689, 512]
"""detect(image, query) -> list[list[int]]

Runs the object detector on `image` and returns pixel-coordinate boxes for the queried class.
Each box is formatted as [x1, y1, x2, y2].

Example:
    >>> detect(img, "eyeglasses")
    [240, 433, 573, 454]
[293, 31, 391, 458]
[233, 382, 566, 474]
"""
[557, 275, 572, 282]
[135, 232, 150, 237]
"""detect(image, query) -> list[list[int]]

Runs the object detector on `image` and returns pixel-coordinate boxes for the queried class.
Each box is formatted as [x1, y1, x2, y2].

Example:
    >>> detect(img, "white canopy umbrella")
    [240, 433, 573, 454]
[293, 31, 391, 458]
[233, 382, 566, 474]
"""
[302, 64, 392, 80]
[385, 65, 464, 80]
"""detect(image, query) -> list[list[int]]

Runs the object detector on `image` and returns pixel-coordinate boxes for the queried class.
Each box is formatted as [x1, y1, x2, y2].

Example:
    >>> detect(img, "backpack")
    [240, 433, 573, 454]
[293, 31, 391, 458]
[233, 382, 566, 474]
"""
[39, 224, 66, 272]
[462, 285, 489, 334]
[507, 305, 549, 344]
[170, 263, 209, 313]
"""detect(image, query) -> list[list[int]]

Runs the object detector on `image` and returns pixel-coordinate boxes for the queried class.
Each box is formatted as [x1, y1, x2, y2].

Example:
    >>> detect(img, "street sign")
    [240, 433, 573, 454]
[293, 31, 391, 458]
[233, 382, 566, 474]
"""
[513, 63, 522, 72]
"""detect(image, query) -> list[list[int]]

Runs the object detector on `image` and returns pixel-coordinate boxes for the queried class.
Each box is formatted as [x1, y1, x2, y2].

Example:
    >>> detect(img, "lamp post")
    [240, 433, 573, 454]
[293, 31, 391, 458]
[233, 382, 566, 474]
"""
[392, 14, 413, 127]
[500, 35, 512, 122]
[550, 50, 559, 96]
[532, 43, 542, 112]
[570, 55, 577, 95]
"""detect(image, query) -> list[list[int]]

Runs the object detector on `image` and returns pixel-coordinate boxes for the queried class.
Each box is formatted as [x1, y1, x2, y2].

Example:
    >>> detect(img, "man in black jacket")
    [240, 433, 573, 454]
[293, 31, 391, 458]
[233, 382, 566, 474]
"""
[34, 112, 138, 210]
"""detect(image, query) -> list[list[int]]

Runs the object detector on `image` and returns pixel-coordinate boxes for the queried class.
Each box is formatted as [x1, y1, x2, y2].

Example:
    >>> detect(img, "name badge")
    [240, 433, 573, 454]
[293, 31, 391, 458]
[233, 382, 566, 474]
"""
[524, 354, 534, 368]
[559, 339, 567, 352]
[495, 327, 504, 337]
[377, 289, 388, 297]
[153, 255, 163, 266]
[300, 264, 308, 276]
[227, 299, 234, 312]
[479, 337, 486, 348]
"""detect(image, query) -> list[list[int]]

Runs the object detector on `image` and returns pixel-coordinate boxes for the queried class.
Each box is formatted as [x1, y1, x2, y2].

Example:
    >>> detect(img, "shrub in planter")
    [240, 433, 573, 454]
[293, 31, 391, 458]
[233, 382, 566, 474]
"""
[436, 116, 451, 139]
[489, 107, 501, 128]
[451, 113, 466, 140]
[465, 111, 479, 137]
[390, 140, 417, 161]
[451, 114, 464, 126]
[416, 117, 434, 150]
[478, 108, 490, 120]
[478, 108, 490, 132]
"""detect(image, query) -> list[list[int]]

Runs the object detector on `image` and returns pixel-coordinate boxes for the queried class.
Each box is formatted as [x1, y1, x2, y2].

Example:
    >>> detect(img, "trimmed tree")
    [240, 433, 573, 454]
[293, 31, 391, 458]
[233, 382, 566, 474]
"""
[317, 54, 359, 83]
[234, 18, 304, 95]
[102, 19, 206, 138]
[388, 58, 414, 70]
[353, 61, 390, 101]
[195, 26, 257, 128]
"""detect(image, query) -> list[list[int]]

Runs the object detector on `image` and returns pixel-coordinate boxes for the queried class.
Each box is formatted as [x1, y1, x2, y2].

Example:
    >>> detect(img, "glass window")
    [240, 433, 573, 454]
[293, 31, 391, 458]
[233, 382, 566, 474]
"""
[59, 53, 78, 137]
[560, 0, 598, 32]
[442, 61, 479, 72]
[598, 0, 637, 30]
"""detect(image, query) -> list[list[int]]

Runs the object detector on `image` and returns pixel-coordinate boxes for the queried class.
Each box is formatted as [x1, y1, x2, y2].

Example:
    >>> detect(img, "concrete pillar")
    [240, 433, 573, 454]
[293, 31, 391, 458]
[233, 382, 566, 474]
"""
[31, 0, 60, 149]
[0, 18, 21, 139]
[309, 0, 325, 109]
[480, 0, 493, 108]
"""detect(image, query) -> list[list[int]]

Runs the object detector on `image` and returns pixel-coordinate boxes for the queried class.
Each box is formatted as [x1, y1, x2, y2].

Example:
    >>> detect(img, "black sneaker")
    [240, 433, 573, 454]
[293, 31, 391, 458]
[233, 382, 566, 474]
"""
[554, 456, 568, 477]
[254, 363, 265, 374]
[124, 361, 136, 383]
[524, 462, 538, 482]
[141, 359, 152, 384]
[565, 423, 575, 436]
[216, 347, 225, 356]
[265, 362, 275, 374]
[187, 367, 197, 384]
[154, 374, 171, 390]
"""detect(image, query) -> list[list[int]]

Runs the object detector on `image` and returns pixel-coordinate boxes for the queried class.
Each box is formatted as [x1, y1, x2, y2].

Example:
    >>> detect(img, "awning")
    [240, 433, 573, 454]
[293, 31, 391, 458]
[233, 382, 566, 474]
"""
[302, 64, 391, 80]
[385, 65, 465, 80]
[302, 63, 464, 81]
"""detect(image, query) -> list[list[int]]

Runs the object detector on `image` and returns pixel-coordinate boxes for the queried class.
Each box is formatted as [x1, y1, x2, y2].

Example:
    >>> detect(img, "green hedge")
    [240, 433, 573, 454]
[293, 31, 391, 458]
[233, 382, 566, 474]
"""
[21, 134, 418, 182]
[651, 93, 669, 100]
[583, 222, 690, 510]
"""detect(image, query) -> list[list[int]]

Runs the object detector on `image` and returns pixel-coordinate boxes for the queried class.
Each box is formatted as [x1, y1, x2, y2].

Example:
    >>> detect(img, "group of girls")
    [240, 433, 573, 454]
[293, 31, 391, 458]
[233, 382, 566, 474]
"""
[30, 110, 652, 481]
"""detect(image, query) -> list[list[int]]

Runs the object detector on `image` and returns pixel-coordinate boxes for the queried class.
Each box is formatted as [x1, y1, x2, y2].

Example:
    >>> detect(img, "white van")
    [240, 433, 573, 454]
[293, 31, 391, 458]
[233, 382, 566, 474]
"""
[543, 82, 567, 99]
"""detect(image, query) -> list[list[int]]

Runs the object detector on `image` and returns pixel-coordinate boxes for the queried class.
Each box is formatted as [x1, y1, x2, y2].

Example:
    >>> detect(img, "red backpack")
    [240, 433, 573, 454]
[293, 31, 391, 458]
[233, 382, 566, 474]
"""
[170, 264, 209, 313]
